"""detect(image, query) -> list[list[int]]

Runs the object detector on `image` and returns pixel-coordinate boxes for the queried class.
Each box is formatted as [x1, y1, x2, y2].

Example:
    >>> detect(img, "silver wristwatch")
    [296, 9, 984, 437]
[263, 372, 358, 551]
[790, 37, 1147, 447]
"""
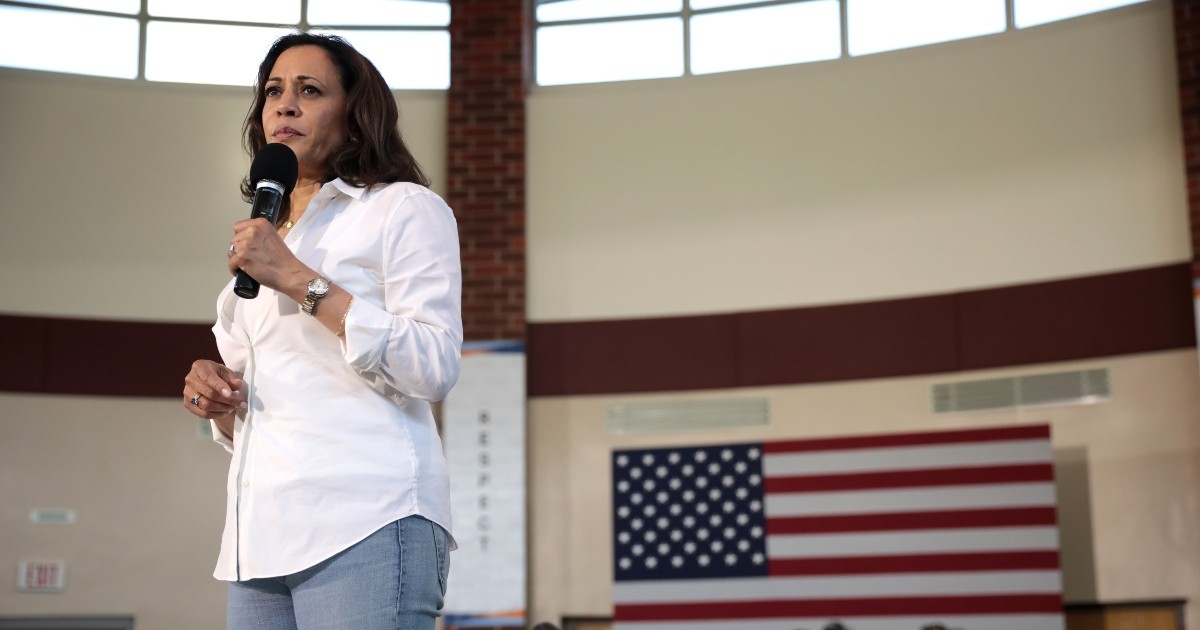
[301, 276, 330, 315]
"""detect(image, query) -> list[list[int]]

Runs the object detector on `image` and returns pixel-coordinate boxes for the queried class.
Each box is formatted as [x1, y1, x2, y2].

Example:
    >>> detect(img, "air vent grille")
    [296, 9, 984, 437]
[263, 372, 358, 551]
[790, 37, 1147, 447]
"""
[607, 397, 770, 433]
[932, 368, 1110, 413]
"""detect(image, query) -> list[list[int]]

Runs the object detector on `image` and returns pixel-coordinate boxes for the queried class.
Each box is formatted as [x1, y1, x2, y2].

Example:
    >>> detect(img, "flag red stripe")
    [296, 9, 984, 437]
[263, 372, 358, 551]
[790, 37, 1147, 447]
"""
[765, 463, 1054, 493]
[614, 594, 1063, 621]
[762, 424, 1050, 454]
[769, 551, 1061, 575]
[767, 506, 1058, 534]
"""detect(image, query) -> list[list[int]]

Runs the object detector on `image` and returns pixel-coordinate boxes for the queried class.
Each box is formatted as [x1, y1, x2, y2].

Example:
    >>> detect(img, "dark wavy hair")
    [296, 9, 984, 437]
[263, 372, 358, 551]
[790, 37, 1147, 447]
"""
[240, 33, 429, 218]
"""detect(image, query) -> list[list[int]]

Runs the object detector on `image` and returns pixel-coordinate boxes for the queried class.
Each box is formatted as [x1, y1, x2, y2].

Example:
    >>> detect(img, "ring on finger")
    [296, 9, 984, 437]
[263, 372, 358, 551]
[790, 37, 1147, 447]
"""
[190, 394, 201, 406]
[228, 244, 236, 255]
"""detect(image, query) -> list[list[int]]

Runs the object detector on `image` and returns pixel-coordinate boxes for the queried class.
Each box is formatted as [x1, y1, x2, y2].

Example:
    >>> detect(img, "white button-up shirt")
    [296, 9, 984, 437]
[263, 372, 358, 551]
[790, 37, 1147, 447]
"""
[208, 179, 461, 581]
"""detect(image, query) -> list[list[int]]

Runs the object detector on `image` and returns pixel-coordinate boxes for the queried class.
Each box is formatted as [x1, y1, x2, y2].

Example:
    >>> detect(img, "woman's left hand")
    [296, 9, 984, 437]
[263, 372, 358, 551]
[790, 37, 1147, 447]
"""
[227, 217, 308, 293]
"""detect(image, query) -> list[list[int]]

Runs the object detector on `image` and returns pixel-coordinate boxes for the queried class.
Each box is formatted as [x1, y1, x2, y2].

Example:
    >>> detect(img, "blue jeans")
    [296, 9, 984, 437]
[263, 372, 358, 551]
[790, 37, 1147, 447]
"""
[227, 517, 450, 630]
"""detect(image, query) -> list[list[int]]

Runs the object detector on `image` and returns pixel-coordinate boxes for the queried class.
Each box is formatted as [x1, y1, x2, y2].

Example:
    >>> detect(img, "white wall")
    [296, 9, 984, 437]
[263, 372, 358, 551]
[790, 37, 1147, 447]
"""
[527, 1, 1187, 321]
[0, 395, 229, 629]
[0, 70, 445, 322]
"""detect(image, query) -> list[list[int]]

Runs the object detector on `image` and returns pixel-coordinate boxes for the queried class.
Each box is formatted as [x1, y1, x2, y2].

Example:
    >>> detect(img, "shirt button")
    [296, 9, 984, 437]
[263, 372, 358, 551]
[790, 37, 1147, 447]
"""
[242, 479, 249, 488]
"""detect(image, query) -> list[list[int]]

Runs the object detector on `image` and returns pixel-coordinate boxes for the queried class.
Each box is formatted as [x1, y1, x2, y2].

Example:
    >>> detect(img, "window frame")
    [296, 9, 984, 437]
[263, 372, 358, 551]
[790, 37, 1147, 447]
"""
[533, 0, 849, 79]
[530, 0, 1157, 87]
[0, 0, 450, 87]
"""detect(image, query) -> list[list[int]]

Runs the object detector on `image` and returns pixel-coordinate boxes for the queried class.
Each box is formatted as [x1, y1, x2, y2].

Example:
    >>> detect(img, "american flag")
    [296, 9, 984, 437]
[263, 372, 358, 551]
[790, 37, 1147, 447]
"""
[611, 424, 1065, 630]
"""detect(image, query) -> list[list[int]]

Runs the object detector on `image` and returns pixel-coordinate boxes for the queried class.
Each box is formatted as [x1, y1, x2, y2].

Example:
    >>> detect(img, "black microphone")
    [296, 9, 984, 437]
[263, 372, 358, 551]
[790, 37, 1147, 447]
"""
[233, 143, 298, 299]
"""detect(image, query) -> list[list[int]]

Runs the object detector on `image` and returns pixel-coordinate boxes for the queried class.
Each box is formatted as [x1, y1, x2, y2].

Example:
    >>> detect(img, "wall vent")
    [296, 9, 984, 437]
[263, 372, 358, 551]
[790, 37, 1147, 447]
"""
[607, 397, 770, 433]
[932, 368, 1110, 414]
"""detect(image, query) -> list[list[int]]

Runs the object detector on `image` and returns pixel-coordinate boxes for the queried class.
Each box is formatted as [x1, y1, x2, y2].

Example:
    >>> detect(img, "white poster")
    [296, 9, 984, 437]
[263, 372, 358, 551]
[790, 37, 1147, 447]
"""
[442, 349, 526, 628]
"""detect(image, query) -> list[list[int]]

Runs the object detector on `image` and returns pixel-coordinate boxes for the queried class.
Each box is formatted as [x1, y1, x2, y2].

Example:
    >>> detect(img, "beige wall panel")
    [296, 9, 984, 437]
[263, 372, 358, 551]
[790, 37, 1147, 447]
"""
[0, 394, 231, 629]
[527, 1, 1187, 322]
[528, 349, 1200, 629]
[0, 69, 445, 322]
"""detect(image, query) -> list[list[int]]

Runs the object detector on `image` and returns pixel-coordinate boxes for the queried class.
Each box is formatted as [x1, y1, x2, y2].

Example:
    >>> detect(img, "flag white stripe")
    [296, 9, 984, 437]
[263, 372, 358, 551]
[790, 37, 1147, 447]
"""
[763, 439, 1053, 476]
[768, 525, 1059, 557]
[614, 614, 1066, 630]
[613, 570, 1063, 603]
[766, 481, 1056, 516]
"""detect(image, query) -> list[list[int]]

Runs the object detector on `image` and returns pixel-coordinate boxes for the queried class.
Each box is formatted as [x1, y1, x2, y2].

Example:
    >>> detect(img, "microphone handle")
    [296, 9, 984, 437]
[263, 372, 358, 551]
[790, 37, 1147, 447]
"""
[233, 180, 286, 299]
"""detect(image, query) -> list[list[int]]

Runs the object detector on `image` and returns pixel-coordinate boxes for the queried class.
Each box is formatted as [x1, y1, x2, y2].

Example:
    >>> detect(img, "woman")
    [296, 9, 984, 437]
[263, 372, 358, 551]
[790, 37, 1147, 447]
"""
[181, 33, 460, 630]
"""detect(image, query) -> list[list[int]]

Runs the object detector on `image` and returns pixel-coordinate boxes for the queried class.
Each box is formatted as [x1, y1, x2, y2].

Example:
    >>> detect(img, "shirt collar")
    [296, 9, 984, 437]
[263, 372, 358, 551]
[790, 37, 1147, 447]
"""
[326, 178, 368, 201]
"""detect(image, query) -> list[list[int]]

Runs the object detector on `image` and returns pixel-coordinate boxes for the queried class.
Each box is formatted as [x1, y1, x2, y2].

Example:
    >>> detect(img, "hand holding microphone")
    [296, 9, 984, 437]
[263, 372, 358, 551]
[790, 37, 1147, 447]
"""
[232, 143, 299, 299]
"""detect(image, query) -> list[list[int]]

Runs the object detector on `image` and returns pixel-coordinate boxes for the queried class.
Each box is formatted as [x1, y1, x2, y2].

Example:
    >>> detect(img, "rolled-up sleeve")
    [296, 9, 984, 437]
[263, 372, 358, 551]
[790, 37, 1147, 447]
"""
[340, 191, 463, 401]
[208, 419, 235, 452]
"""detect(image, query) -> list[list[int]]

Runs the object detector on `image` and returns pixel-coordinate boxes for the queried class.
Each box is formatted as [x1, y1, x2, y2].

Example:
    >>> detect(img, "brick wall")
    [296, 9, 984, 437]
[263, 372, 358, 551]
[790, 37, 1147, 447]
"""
[1176, 0, 1200, 277]
[447, 0, 528, 342]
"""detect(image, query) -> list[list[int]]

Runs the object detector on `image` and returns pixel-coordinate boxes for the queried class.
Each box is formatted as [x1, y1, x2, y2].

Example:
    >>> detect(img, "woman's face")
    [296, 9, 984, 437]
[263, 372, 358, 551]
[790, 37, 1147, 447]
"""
[261, 45, 349, 180]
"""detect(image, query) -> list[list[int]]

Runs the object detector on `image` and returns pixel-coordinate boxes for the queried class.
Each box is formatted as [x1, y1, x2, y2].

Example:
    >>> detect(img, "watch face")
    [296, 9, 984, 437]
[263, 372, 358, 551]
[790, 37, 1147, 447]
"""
[309, 277, 330, 295]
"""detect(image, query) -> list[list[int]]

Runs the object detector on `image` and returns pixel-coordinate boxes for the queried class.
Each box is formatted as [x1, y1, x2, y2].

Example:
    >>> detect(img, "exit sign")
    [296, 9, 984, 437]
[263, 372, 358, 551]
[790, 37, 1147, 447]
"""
[17, 561, 66, 592]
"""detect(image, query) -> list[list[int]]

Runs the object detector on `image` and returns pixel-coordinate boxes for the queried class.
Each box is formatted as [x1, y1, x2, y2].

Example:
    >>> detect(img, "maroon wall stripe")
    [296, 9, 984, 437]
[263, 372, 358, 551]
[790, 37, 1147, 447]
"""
[524, 313, 741, 396]
[739, 293, 959, 386]
[0, 265, 1191, 398]
[0, 314, 219, 398]
[956, 264, 1196, 369]
[527, 264, 1195, 396]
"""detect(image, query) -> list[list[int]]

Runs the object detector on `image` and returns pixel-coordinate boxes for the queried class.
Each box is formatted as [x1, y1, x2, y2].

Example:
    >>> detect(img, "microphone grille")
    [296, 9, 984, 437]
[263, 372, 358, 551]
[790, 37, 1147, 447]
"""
[249, 143, 299, 195]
